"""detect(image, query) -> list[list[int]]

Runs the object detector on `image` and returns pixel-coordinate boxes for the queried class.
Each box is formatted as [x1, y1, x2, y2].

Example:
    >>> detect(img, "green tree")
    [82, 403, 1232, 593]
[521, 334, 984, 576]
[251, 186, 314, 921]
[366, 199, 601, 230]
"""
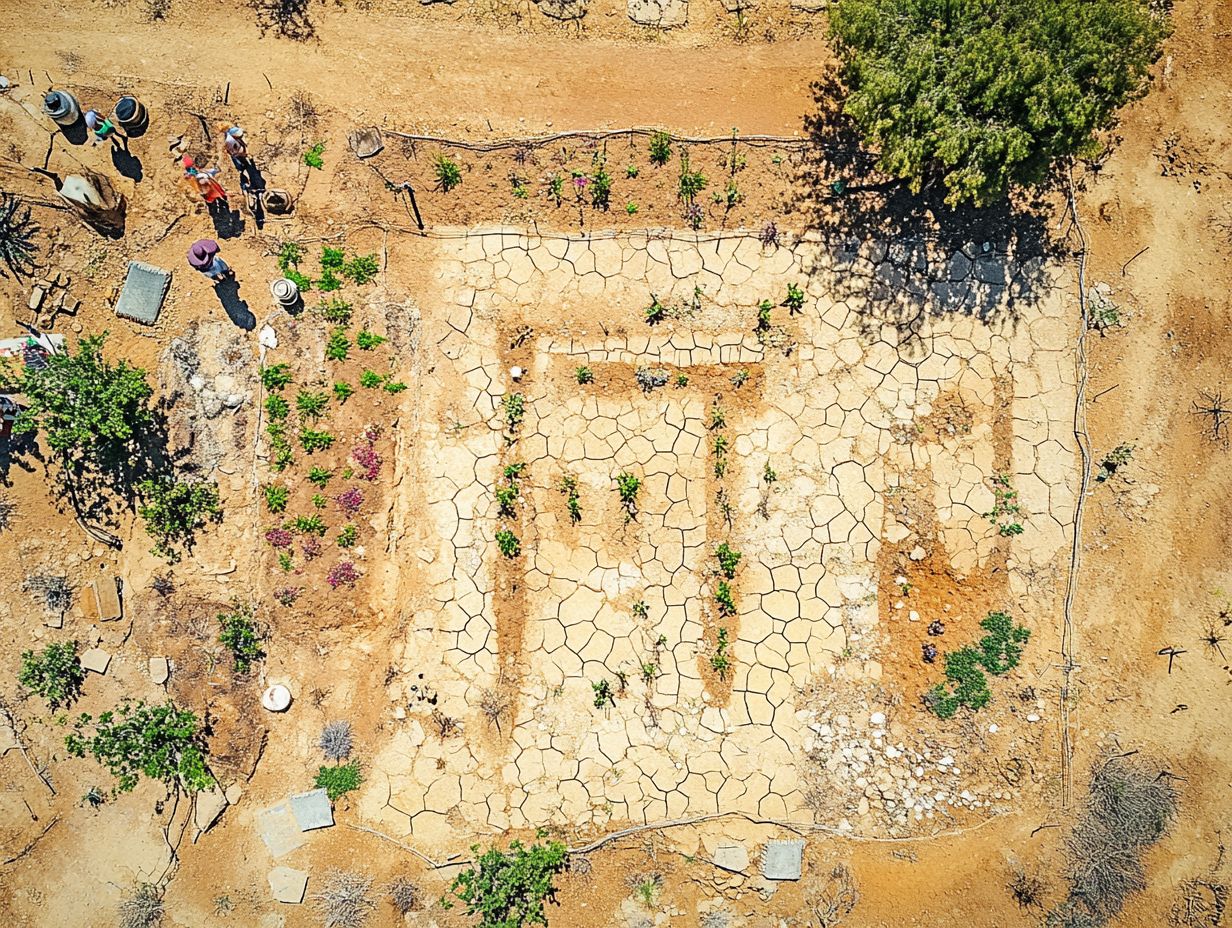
[19, 640, 84, 709]
[449, 839, 568, 928]
[10, 333, 153, 467]
[136, 477, 221, 561]
[66, 700, 213, 794]
[829, 0, 1168, 205]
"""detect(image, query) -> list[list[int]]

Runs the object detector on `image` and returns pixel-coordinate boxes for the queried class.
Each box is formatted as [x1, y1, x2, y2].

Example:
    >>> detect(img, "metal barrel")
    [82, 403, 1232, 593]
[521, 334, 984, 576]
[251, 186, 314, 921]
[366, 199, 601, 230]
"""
[42, 90, 81, 126]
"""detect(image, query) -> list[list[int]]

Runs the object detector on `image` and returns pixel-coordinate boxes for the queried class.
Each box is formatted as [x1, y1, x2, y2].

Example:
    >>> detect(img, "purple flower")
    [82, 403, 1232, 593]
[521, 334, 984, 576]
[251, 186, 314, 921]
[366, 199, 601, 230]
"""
[273, 586, 301, 606]
[265, 528, 293, 548]
[336, 487, 363, 515]
[352, 443, 382, 481]
[301, 536, 322, 560]
[327, 561, 360, 589]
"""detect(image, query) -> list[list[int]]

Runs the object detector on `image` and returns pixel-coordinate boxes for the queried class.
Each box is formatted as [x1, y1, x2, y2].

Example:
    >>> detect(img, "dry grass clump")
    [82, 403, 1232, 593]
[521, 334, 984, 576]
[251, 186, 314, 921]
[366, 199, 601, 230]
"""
[312, 870, 374, 928]
[118, 884, 164, 928]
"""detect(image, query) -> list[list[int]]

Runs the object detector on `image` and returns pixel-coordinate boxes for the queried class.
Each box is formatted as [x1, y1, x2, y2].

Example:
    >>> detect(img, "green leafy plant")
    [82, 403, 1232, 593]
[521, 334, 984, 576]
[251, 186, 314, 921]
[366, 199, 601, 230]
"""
[315, 761, 362, 801]
[383, 380, 407, 394]
[712, 434, 729, 478]
[338, 524, 358, 548]
[261, 362, 293, 391]
[265, 484, 290, 513]
[303, 141, 326, 169]
[356, 329, 386, 350]
[985, 473, 1024, 536]
[293, 514, 327, 536]
[575, 366, 594, 385]
[1097, 443, 1134, 482]
[592, 679, 614, 709]
[312, 493, 327, 509]
[782, 282, 805, 313]
[325, 327, 351, 361]
[715, 581, 737, 616]
[11, 333, 153, 469]
[296, 389, 329, 419]
[435, 153, 462, 192]
[926, 611, 1031, 718]
[674, 373, 688, 387]
[763, 462, 777, 483]
[589, 151, 612, 210]
[448, 839, 568, 928]
[136, 477, 221, 562]
[710, 627, 731, 678]
[267, 421, 294, 471]
[66, 700, 212, 793]
[19, 640, 84, 708]
[644, 295, 667, 324]
[217, 604, 263, 673]
[730, 368, 749, 388]
[300, 428, 335, 453]
[503, 393, 525, 434]
[677, 150, 707, 204]
[278, 551, 294, 571]
[495, 485, 519, 518]
[495, 529, 521, 558]
[626, 164, 640, 179]
[265, 394, 290, 421]
[616, 472, 641, 522]
[333, 381, 354, 404]
[559, 475, 581, 524]
[319, 297, 353, 324]
[545, 172, 564, 206]
[308, 466, 333, 488]
[632, 600, 649, 620]
[649, 130, 672, 166]
[756, 298, 774, 331]
[342, 254, 379, 285]
[360, 369, 384, 389]
[828, 0, 1169, 205]
[320, 246, 345, 271]
[715, 542, 742, 579]
[708, 403, 726, 430]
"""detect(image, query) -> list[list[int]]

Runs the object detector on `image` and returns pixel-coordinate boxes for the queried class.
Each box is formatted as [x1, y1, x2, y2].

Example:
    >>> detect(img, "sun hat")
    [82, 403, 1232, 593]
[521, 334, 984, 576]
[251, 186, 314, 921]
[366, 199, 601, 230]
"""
[227, 126, 244, 139]
[188, 238, 220, 269]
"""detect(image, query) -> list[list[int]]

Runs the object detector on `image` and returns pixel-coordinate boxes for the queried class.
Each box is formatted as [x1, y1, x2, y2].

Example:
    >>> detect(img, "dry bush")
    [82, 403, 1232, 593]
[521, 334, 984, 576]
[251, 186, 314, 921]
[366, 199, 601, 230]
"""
[312, 870, 374, 928]
[387, 877, 419, 915]
[118, 884, 164, 928]
[319, 720, 353, 761]
[812, 864, 859, 927]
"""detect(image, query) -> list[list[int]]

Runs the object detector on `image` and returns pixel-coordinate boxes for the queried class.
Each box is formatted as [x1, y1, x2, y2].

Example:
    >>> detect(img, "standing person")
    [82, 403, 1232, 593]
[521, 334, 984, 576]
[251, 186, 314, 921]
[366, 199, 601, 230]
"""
[186, 239, 232, 282]
[83, 109, 127, 149]
[181, 156, 227, 204]
[223, 126, 249, 170]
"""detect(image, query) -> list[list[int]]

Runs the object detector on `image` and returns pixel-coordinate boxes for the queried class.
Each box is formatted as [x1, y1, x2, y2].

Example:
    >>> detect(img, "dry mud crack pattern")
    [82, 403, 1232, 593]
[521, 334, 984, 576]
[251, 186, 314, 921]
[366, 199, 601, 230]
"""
[361, 228, 1078, 845]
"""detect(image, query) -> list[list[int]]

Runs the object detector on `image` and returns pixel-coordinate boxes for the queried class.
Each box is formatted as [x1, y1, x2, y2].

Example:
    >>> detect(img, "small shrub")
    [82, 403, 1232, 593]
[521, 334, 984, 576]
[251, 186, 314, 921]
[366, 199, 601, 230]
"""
[592, 679, 614, 708]
[448, 840, 568, 928]
[300, 428, 336, 453]
[985, 473, 1024, 536]
[626, 164, 640, 178]
[265, 527, 293, 548]
[265, 485, 290, 513]
[303, 141, 326, 169]
[590, 151, 612, 210]
[674, 373, 688, 387]
[925, 611, 1030, 718]
[136, 477, 221, 562]
[19, 640, 84, 708]
[730, 368, 749, 388]
[319, 265, 343, 290]
[756, 298, 774, 331]
[495, 483, 519, 518]
[325, 327, 350, 361]
[644, 296, 667, 324]
[328, 561, 360, 588]
[331, 382, 354, 405]
[359, 369, 384, 389]
[308, 466, 333, 488]
[264, 394, 290, 420]
[273, 586, 301, 606]
[311, 870, 374, 928]
[503, 393, 525, 433]
[575, 365, 594, 385]
[708, 403, 726, 430]
[319, 247, 345, 271]
[118, 883, 164, 928]
[495, 529, 521, 558]
[711, 628, 732, 678]
[352, 439, 382, 480]
[278, 241, 303, 271]
[559, 475, 581, 523]
[715, 542, 741, 579]
[356, 329, 386, 350]
[782, 282, 805, 313]
[649, 130, 672, 166]
[319, 297, 353, 324]
[713, 434, 729, 477]
[301, 535, 322, 560]
[435, 154, 462, 192]
[715, 581, 737, 616]
[545, 172, 564, 206]
[285, 267, 314, 292]
[1096, 444, 1134, 482]
[293, 514, 327, 536]
[315, 761, 362, 800]
[616, 472, 641, 522]
[278, 551, 294, 571]
[677, 150, 707, 204]
[296, 389, 329, 419]
[218, 604, 264, 673]
[632, 600, 649, 620]
[312, 493, 327, 509]
[763, 462, 777, 483]
[388, 877, 419, 915]
[66, 700, 212, 793]
[319, 720, 353, 761]
[342, 254, 379, 285]
[383, 380, 407, 394]
[337, 524, 358, 548]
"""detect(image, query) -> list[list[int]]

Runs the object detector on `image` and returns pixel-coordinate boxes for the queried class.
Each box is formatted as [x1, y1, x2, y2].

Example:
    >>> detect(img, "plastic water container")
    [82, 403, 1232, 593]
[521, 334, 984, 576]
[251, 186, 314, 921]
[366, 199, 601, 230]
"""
[42, 90, 80, 126]
[113, 95, 147, 131]
[270, 278, 300, 308]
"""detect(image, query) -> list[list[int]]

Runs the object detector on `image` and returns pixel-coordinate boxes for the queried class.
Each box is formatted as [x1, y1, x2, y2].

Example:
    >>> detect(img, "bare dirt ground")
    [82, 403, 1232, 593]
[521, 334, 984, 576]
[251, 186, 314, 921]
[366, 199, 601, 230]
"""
[0, 1, 1228, 927]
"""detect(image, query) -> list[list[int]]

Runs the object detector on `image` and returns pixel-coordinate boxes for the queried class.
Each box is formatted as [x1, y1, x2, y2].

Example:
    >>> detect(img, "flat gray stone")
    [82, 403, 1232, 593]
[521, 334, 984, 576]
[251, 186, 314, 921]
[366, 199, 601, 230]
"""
[289, 788, 334, 831]
[149, 657, 169, 685]
[80, 647, 111, 675]
[790, 0, 827, 13]
[761, 839, 804, 881]
[713, 843, 749, 873]
[268, 866, 308, 904]
[258, 802, 307, 857]
[349, 127, 384, 159]
[114, 261, 171, 326]
[195, 787, 228, 833]
[627, 0, 687, 26]
[89, 576, 122, 621]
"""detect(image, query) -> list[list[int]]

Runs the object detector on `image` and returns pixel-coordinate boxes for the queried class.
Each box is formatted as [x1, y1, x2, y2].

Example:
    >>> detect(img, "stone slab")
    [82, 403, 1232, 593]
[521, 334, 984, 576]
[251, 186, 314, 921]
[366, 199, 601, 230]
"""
[289, 788, 334, 831]
[80, 647, 111, 675]
[258, 802, 307, 857]
[195, 787, 228, 833]
[268, 867, 308, 904]
[89, 577, 122, 621]
[114, 261, 171, 326]
[627, 0, 687, 26]
[149, 657, 169, 685]
[713, 842, 749, 874]
[762, 839, 804, 881]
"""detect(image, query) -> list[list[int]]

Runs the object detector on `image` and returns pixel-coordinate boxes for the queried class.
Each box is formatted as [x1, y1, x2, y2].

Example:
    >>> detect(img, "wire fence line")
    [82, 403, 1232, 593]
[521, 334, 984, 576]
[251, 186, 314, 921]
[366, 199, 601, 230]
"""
[382, 126, 851, 154]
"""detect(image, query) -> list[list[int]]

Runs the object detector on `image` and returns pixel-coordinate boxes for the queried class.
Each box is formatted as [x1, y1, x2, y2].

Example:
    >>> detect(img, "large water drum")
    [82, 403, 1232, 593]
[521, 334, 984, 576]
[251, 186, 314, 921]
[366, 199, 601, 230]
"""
[42, 90, 80, 126]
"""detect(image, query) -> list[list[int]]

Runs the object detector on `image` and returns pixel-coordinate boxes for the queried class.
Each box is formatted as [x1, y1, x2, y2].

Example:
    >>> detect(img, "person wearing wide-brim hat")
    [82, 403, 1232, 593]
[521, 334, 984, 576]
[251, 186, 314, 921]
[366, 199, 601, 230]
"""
[187, 238, 232, 282]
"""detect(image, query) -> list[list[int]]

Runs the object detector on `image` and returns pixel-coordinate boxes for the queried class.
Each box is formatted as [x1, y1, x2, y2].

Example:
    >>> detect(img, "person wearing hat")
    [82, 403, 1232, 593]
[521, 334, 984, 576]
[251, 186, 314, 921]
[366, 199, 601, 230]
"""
[182, 156, 227, 204]
[84, 108, 127, 150]
[187, 239, 232, 282]
[223, 126, 249, 170]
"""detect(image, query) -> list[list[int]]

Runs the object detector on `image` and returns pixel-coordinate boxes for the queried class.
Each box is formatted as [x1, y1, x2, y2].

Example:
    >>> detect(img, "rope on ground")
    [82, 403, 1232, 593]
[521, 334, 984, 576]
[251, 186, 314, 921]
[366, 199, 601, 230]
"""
[0, 816, 59, 867]
[1062, 161, 1094, 810]
[382, 127, 840, 154]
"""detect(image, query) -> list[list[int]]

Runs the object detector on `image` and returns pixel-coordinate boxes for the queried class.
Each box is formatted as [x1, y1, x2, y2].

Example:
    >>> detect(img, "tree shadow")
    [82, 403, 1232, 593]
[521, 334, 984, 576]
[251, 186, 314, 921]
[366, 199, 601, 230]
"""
[250, 0, 318, 40]
[0, 430, 41, 487]
[214, 278, 256, 331]
[793, 75, 1062, 356]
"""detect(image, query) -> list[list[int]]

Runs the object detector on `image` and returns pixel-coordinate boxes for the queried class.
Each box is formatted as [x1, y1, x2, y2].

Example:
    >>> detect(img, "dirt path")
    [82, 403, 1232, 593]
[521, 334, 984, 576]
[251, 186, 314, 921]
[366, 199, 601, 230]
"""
[1, 0, 831, 136]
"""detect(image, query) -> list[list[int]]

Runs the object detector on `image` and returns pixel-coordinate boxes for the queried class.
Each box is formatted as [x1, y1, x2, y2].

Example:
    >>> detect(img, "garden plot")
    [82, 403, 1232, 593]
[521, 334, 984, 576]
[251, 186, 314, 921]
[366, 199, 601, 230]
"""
[364, 229, 1079, 844]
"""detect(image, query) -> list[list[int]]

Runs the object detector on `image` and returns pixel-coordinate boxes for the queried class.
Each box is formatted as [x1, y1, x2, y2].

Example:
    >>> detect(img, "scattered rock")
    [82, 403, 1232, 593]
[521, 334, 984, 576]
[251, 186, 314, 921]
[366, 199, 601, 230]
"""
[149, 657, 169, 685]
[627, 0, 687, 26]
[195, 787, 229, 833]
[80, 647, 111, 674]
[908, 545, 926, 561]
[268, 867, 308, 904]
[28, 288, 45, 310]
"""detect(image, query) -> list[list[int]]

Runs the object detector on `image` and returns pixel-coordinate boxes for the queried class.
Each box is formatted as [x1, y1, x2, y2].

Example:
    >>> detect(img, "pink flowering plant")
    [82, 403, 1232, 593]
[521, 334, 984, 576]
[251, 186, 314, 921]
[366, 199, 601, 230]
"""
[265, 528, 293, 548]
[335, 487, 363, 515]
[327, 561, 360, 589]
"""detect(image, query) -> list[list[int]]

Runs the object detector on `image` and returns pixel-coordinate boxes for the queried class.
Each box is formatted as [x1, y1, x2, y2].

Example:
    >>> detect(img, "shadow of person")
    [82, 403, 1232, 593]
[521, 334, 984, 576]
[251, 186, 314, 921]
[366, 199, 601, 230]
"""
[209, 199, 246, 239]
[214, 277, 256, 331]
[111, 146, 144, 182]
